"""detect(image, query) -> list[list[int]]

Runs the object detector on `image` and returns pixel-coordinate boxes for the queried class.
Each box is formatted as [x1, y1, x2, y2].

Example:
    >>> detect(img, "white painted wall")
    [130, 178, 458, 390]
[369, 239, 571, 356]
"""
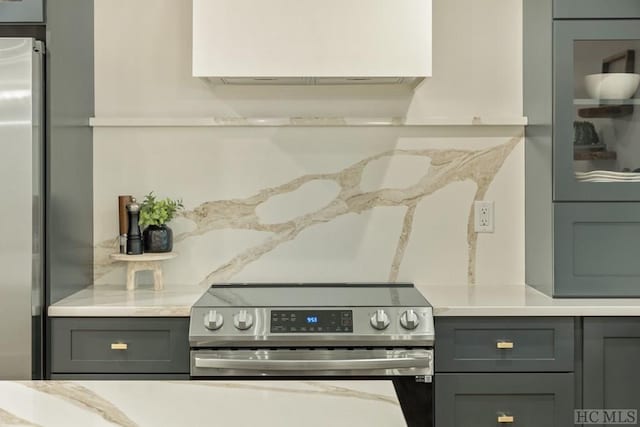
[92, 0, 525, 287]
[94, 0, 522, 118]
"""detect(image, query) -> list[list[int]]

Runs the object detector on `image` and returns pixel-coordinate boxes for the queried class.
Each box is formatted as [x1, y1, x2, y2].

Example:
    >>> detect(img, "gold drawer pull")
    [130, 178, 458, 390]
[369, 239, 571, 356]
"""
[496, 341, 514, 349]
[111, 343, 128, 350]
[498, 415, 514, 423]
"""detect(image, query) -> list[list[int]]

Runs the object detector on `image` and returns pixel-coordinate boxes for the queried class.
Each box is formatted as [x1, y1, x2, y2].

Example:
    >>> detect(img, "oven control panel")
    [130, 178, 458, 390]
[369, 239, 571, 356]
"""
[270, 310, 353, 333]
[189, 306, 435, 348]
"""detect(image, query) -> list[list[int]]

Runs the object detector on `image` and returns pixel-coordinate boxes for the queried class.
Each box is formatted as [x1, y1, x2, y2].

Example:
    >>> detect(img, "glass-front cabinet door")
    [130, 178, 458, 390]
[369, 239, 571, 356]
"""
[555, 20, 640, 201]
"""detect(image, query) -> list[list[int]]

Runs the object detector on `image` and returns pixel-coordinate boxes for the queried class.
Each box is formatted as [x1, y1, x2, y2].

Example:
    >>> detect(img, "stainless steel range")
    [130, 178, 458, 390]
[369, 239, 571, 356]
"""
[189, 283, 434, 426]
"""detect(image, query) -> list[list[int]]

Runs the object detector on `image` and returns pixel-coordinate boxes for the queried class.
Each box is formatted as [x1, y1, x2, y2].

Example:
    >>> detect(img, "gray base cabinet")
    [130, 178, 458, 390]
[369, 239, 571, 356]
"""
[583, 318, 640, 424]
[435, 317, 576, 427]
[435, 317, 574, 372]
[50, 317, 189, 378]
[436, 373, 574, 427]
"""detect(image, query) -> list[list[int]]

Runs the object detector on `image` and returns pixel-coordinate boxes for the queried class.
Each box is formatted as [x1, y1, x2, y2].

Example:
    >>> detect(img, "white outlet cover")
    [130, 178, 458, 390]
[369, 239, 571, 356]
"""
[474, 201, 494, 233]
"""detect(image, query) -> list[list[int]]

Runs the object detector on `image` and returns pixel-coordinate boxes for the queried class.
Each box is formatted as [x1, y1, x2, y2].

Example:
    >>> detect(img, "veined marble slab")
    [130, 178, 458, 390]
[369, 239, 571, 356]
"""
[47, 285, 205, 317]
[48, 284, 640, 317]
[94, 131, 525, 288]
[0, 381, 404, 427]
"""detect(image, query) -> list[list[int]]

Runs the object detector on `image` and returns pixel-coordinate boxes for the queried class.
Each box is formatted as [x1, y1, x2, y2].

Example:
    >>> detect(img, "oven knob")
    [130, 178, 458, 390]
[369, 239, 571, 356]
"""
[204, 310, 224, 330]
[233, 310, 254, 330]
[400, 310, 420, 330]
[370, 309, 390, 330]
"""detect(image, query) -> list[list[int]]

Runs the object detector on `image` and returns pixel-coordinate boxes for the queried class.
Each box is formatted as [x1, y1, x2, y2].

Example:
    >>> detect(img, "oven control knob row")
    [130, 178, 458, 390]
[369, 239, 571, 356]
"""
[400, 310, 420, 330]
[204, 310, 224, 330]
[233, 310, 254, 330]
[370, 309, 390, 330]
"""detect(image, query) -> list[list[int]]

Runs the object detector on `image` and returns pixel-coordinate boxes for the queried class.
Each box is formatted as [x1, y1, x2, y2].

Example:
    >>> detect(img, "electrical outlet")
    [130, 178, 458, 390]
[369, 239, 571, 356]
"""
[474, 201, 494, 233]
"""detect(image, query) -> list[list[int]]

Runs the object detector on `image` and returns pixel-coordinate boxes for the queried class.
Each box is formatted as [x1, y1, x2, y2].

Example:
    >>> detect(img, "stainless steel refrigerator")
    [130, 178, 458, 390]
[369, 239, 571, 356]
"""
[0, 38, 44, 379]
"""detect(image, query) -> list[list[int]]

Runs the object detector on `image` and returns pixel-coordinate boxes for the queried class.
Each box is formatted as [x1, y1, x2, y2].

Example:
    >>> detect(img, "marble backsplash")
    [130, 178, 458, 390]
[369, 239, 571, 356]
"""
[93, 127, 524, 287]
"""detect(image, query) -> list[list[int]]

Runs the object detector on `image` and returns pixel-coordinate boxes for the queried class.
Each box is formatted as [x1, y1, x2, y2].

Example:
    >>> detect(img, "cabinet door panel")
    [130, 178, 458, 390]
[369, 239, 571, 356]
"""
[584, 317, 640, 424]
[555, 203, 640, 297]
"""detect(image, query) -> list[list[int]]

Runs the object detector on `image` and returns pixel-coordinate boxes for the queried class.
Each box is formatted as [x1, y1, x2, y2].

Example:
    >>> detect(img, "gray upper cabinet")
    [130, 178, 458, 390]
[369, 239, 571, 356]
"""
[554, 0, 640, 19]
[583, 318, 640, 425]
[0, 0, 44, 23]
[554, 20, 640, 202]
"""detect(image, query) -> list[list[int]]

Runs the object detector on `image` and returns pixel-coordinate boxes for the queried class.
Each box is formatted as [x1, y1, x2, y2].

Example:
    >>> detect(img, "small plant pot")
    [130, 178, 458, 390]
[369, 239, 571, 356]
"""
[143, 224, 173, 253]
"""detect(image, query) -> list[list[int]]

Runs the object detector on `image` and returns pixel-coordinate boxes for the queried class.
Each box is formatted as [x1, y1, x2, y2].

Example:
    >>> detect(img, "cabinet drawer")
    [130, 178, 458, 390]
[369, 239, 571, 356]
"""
[51, 318, 189, 374]
[435, 317, 574, 372]
[435, 373, 574, 427]
[554, 0, 640, 19]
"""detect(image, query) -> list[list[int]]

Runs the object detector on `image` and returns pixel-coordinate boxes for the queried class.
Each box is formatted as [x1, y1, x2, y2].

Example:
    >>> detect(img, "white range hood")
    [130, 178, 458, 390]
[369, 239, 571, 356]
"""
[192, 0, 432, 85]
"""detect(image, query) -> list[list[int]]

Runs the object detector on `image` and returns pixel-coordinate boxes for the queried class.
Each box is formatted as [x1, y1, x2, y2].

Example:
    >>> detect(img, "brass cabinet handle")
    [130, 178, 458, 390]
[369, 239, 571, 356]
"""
[111, 343, 128, 350]
[498, 415, 514, 423]
[496, 340, 514, 349]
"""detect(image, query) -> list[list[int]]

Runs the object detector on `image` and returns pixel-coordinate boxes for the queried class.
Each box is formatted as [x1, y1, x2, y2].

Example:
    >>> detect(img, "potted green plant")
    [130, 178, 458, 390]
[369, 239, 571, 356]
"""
[139, 192, 184, 253]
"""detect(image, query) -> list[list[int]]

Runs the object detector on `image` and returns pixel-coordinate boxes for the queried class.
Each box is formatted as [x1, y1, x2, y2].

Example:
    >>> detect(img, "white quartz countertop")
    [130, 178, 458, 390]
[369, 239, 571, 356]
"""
[48, 285, 204, 317]
[0, 381, 404, 427]
[48, 284, 640, 317]
[420, 284, 640, 316]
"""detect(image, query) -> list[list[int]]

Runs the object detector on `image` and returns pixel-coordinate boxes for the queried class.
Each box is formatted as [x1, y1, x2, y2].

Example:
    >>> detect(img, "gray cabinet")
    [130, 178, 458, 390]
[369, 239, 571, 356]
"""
[50, 318, 189, 378]
[435, 317, 575, 426]
[435, 317, 574, 372]
[583, 318, 640, 424]
[0, 0, 44, 23]
[436, 373, 574, 427]
[524, 0, 640, 297]
[555, 203, 640, 297]
[554, 0, 640, 19]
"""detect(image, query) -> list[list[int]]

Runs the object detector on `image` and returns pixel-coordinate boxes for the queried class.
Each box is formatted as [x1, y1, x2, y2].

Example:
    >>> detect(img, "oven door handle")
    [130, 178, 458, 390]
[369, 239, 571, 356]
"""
[194, 351, 432, 371]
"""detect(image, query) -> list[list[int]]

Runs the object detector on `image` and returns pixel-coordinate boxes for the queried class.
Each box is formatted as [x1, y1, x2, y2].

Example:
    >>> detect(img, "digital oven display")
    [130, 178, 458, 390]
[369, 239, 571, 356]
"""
[271, 310, 353, 333]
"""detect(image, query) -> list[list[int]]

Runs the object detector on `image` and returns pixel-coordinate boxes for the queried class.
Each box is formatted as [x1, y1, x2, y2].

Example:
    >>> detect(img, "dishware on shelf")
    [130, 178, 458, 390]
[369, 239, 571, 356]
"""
[584, 73, 640, 100]
[575, 170, 640, 182]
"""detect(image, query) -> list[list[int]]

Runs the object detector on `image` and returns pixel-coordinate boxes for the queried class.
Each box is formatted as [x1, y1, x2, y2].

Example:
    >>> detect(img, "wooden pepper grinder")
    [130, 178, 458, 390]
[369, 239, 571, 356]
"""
[118, 195, 132, 254]
[126, 197, 143, 255]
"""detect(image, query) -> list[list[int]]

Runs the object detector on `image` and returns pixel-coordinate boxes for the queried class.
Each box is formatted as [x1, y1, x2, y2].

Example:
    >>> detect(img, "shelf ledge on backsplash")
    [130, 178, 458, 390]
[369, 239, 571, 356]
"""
[89, 116, 528, 128]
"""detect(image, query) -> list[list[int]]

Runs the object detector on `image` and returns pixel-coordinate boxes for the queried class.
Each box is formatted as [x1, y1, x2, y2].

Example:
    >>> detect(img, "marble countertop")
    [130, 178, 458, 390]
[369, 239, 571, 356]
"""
[0, 381, 404, 427]
[48, 285, 204, 317]
[421, 284, 640, 316]
[48, 283, 640, 317]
